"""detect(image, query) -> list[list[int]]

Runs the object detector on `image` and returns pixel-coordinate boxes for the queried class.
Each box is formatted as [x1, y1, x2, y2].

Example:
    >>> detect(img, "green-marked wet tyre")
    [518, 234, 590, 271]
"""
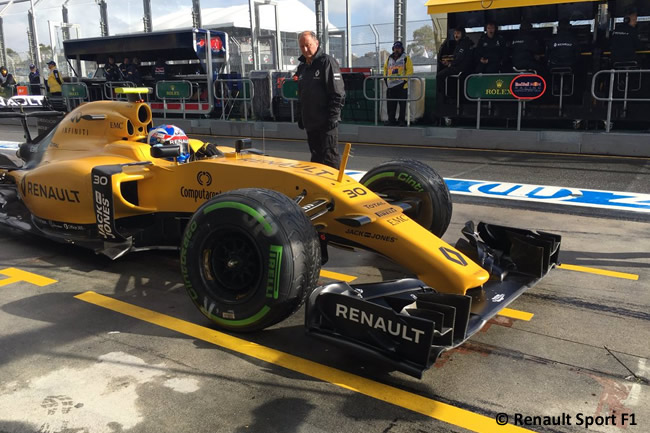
[360, 159, 452, 237]
[180, 188, 321, 332]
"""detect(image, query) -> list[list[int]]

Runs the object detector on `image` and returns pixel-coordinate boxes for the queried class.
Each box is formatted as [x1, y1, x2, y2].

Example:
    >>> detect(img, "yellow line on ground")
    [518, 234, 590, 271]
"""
[497, 308, 534, 321]
[319, 270, 357, 282]
[75, 291, 534, 433]
[558, 264, 639, 281]
[0, 267, 58, 287]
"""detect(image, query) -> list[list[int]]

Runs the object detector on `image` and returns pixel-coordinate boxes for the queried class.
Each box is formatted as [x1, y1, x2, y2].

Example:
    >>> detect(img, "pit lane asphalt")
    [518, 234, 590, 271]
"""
[1, 126, 649, 433]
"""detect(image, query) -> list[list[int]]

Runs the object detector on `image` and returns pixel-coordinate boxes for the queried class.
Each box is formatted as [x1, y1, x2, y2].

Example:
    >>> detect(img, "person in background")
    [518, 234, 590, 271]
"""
[610, 6, 641, 66]
[46, 60, 62, 95]
[295, 30, 345, 170]
[383, 41, 413, 126]
[127, 57, 143, 86]
[436, 27, 473, 93]
[119, 57, 130, 81]
[0, 65, 17, 97]
[437, 29, 457, 76]
[28, 64, 41, 95]
[104, 55, 121, 81]
[511, 21, 542, 72]
[546, 19, 580, 70]
[475, 21, 506, 73]
[153, 58, 168, 81]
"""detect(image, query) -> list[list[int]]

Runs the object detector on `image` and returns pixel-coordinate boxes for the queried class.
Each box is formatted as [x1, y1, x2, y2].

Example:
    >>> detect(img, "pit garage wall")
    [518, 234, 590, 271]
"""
[156, 118, 650, 158]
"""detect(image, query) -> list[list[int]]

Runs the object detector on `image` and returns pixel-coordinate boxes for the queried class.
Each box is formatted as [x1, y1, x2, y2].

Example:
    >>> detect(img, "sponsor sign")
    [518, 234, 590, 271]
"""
[156, 81, 192, 100]
[445, 178, 650, 214]
[344, 170, 650, 214]
[62, 83, 88, 99]
[91, 166, 127, 242]
[317, 292, 434, 367]
[510, 74, 546, 100]
[466, 74, 515, 99]
[0, 95, 45, 109]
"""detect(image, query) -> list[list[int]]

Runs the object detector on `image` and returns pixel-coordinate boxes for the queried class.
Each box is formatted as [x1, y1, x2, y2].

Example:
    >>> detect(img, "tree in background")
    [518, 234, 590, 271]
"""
[410, 25, 436, 59]
[5, 48, 23, 74]
[39, 44, 53, 64]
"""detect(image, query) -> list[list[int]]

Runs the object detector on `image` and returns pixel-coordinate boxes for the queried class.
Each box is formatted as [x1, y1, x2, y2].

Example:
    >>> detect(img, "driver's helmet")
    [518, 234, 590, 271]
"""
[147, 124, 190, 163]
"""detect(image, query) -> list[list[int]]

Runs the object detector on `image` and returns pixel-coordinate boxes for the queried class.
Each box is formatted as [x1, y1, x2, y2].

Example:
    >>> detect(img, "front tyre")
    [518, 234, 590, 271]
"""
[181, 188, 321, 332]
[360, 159, 452, 237]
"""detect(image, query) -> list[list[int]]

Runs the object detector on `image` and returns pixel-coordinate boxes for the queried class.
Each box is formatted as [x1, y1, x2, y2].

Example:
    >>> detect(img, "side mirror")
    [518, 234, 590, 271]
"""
[151, 144, 181, 158]
[235, 138, 252, 153]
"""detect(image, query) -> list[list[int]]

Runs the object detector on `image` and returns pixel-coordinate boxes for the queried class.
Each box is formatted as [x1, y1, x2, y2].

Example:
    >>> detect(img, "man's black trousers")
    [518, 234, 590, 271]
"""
[386, 83, 408, 123]
[306, 128, 340, 170]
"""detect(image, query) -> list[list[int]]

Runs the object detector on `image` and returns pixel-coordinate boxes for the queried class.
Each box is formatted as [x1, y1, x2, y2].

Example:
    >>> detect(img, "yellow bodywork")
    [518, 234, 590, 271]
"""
[6, 100, 489, 294]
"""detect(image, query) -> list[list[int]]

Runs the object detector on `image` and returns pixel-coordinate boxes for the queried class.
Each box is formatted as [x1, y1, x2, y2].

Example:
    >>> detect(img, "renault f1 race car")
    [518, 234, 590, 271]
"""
[0, 89, 561, 378]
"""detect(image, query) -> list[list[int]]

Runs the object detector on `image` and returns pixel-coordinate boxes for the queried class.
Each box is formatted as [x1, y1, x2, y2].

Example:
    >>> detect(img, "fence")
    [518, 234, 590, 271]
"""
[362, 75, 425, 126]
[591, 69, 650, 132]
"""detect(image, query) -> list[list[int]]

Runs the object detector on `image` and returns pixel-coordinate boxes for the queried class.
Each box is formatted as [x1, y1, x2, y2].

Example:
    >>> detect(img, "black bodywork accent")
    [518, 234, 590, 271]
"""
[306, 221, 561, 378]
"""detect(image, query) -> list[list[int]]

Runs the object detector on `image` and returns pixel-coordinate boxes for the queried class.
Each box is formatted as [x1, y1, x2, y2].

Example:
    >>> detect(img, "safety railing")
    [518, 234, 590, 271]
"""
[591, 69, 650, 132]
[213, 78, 254, 121]
[103, 81, 135, 100]
[463, 73, 526, 131]
[362, 75, 425, 126]
[154, 80, 193, 119]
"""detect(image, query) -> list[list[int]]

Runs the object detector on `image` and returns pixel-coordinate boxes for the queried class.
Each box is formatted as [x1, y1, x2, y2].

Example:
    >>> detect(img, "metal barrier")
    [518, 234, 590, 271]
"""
[463, 73, 527, 130]
[362, 75, 425, 126]
[214, 78, 254, 121]
[591, 69, 650, 132]
[103, 81, 135, 100]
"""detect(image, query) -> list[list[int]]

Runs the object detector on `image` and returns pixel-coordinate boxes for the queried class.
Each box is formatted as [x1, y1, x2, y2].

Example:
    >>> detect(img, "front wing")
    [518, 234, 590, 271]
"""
[306, 221, 561, 378]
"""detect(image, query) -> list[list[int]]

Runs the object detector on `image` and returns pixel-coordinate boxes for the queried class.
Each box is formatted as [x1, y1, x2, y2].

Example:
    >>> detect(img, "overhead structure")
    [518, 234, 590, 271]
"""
[28, 0, 40, 66]
[248, 0, 282, 70]
[0, 17, 4, 67]
[62, 1, 70, 40]
[192, 0, 201, 29]
[425, 0, 598, 14]
[394, 0, 406, 43]
[97, 0, 108, 37]
[143, 0, 152, 32]
[0, 0, 12, 67]
[314, 0, 329, 54]
[345, 0, 351, 67]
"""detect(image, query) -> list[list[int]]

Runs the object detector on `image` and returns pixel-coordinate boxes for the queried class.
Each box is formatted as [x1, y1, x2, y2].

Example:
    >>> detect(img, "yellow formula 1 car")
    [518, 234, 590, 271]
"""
[0, 89, 560, 378]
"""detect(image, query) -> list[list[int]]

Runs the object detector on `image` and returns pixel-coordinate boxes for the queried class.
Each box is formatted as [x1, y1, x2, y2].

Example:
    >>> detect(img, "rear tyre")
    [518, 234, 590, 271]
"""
[180, 188, 321, 332]
[360, 159, 452, 237]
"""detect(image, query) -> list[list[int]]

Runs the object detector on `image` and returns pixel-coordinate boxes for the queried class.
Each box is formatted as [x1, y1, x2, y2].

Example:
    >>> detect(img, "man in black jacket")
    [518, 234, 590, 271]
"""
[610, 6, 641, 66]
[436, 27, 473, 93]
[475, 21, 506, 73]
[547, 19, 580, 70]
[28, 64, 41, 95]
[295, 30, 345, 169]
[511, 21, 542, 72]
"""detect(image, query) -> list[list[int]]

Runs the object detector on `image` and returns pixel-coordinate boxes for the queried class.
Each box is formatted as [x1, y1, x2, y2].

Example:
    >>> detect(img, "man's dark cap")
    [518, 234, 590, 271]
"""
[392, 41, 404, 50]
[47, 60, 56, 66]
[29, 64, 36, 69]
